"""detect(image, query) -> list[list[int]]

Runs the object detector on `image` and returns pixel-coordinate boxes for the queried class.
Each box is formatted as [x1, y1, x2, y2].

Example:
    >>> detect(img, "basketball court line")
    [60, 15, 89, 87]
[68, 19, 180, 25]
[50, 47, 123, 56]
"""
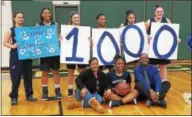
[42, 98, 63, 116]
[58, 100, 64, 116]
[183, 71, 192, 75]
[133, 106, 145, 115]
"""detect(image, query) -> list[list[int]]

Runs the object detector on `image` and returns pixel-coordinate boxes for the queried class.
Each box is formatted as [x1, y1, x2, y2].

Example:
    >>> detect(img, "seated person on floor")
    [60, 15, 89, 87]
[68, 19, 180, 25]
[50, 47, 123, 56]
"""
[67, 57, 110, 113]
[104, 55, 138, 108]
[134, 53, 171, 108]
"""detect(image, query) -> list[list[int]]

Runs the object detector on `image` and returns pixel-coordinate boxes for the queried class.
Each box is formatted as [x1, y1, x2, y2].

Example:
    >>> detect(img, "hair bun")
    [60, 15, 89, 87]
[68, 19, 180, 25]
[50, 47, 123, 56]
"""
[155, 4, 161, 8]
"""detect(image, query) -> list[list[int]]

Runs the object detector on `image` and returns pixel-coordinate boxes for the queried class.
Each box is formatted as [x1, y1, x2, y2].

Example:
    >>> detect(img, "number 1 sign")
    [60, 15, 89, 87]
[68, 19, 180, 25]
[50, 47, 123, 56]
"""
[60, 25, 91, 64]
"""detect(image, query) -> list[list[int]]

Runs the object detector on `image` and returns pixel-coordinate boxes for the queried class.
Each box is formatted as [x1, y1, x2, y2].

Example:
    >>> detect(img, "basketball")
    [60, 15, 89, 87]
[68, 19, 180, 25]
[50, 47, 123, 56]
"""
[113, 82, 131, 96]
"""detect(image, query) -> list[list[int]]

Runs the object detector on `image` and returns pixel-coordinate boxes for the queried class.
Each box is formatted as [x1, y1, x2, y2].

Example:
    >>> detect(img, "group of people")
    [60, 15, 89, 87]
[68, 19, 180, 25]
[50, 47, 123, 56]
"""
[3, 5, 178, 112]
[67, 54, 171, 113]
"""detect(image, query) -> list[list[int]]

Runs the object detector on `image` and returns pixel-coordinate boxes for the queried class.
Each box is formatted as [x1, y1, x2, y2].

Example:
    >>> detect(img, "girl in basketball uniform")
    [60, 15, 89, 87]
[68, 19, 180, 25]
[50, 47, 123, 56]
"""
[145, 5, 181, 80]
[36, 7, 62, 100]
[67, 12, 87, 97]
[3, 12, 36, 105]
[104, 55, 138, 108]
[119, 10, 141, 70]
[95, 13, 114, 72]
[120, 10, 136, 27]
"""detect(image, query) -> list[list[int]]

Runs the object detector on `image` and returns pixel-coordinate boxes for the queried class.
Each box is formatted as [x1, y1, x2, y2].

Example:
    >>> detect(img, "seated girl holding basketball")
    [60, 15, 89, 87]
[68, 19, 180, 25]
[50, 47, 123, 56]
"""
[104, 55, 138, 108]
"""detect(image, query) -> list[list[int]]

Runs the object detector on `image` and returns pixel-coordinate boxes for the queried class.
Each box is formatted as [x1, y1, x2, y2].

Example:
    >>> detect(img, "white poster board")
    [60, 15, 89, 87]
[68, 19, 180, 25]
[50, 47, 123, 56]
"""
[60, 25, 91, 64]
[92, 28, 121, 66]
[119, 22, 149, 63]
[149, 22, 180, 60]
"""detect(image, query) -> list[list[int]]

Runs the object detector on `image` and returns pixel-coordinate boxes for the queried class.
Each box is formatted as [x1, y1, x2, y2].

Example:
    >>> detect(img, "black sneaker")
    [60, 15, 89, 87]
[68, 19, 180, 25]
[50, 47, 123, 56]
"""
[68, 89, 73, 98]
[26, 95, 37, 102]
[42, 87, 48, 101]
[55, 88, 62, 99]
[157, 100, 167, 108]
[146, 100, 152, 108]
[11, 98, 18, 105]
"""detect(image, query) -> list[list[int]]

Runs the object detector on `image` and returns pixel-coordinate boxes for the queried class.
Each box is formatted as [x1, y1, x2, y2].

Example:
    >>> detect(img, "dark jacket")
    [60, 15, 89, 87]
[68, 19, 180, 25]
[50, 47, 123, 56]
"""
[134, 64, 161, 92]
[75, 69, 110, 96]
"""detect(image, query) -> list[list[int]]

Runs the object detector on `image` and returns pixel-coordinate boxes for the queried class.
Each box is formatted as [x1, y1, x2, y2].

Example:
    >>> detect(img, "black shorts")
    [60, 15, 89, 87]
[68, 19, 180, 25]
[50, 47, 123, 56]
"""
[66, 64, 87, 69]
[40, 56, 60, 71]
[149, 58, 171, 65]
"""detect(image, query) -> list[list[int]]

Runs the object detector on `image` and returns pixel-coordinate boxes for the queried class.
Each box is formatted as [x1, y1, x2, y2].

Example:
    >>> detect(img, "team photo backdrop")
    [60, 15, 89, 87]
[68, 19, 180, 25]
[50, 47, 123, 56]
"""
[15, 25, 60, 60]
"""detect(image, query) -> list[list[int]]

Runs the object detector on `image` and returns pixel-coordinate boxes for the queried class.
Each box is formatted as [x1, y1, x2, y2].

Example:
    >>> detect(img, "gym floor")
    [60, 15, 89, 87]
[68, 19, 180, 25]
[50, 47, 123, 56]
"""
[1, 63, 191, 115]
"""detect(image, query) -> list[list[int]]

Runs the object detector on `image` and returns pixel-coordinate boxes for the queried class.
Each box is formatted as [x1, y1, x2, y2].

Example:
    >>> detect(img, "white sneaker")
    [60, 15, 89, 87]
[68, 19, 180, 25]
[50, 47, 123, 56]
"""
[133, 99, 137, 105]
[109, 101, 112, 108]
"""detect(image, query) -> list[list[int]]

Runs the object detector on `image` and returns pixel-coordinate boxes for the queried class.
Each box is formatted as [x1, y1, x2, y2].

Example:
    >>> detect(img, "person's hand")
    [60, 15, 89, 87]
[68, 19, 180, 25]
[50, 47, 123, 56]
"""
[90, 41, 94, 47]
[177, 38, 181, 43]
[105, 89, 112, 96]
[104, 89, 112, 101]
[59, 35, 63, 41]
[88, 37, 94, 47]
[147, 35, 152, 44]
[88, 37, 92, 41]
[12, 43, 18, 49]
[80, 88, 87, 98]
[150, 89, 158, 102]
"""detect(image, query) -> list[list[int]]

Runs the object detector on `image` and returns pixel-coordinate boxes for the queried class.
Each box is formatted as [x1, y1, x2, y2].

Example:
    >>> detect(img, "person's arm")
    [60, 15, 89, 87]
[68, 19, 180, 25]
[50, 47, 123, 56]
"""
[3, 29, 17, 49]
[106, 73, 112, 89]
[126, 72, 132, 89]
[55, 22, 60, 35]
[119, 23, 124, 28]
[145, 19, 150, 32]
[55, 22, 63, 42]
[166, 18, 171, 23]
[36, 23, 40, 26]
[145, 19, 152, 44]
[166, 18, 181, 43]
[152, 67, 161, 93]
[134, 68, 151, 90]
[104, 73, 113, 97]
[75, 70, 88, 90]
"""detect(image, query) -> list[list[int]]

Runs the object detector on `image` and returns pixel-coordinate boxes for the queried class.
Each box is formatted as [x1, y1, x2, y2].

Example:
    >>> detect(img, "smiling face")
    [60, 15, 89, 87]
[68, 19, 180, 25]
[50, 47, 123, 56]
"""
[126, 13, 136, 25]
[97, 15, 106, 27]
[90, 59, 99, 72]
[139, 54, 149, 65]
[71, 14, 80, 26]
[115, 58, 125, 73]
[41, 9, 52, 21]
[154, 7, 164, 20]
[13, 13, 24, 25]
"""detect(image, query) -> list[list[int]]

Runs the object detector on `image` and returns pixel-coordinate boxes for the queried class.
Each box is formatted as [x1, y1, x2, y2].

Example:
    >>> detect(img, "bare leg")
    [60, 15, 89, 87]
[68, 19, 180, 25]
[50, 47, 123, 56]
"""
[159, 64, 168, 80]
[42, 71, 48, 85]
[121, 89, 138, 104]
[68, 69, 74, 86]
[104, 91, 122, 101]
[51, 70, 60, 85]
